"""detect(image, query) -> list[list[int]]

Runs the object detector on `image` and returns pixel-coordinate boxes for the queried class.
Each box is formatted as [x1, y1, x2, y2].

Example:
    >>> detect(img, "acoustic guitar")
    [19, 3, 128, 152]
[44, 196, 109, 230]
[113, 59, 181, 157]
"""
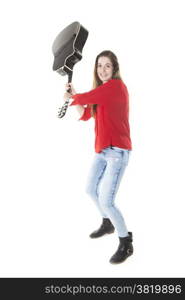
[52, 21, 89, 118]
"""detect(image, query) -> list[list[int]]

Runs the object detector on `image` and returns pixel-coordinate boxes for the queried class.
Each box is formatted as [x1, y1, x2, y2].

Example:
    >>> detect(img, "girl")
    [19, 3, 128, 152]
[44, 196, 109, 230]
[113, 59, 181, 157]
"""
[63, 50, 133, 264]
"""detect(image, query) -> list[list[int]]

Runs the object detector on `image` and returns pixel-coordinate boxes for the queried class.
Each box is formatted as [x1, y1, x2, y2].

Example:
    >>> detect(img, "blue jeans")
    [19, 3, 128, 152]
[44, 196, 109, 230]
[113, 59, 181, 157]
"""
[86, 146, 132, 238]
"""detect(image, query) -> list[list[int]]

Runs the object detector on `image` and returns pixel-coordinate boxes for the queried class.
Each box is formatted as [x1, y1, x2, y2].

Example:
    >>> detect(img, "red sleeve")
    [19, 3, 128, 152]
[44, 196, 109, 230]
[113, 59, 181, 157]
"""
[70, 79, 121, 106]
[78, 106, 92, 121]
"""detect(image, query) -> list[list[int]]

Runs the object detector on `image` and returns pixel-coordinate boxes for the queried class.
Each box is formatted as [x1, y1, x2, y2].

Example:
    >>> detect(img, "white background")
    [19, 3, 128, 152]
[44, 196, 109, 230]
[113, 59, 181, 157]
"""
[0, 0, 185, 277]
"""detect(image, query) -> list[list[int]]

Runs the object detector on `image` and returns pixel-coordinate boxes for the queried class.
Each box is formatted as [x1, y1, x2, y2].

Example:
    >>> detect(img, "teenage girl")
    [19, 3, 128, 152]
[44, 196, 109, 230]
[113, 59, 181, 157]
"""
[63, 50, 133, 264]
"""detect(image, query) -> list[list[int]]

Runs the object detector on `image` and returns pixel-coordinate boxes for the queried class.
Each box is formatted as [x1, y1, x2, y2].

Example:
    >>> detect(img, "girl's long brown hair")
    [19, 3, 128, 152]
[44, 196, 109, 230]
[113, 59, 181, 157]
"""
[89, 50, 123, 118]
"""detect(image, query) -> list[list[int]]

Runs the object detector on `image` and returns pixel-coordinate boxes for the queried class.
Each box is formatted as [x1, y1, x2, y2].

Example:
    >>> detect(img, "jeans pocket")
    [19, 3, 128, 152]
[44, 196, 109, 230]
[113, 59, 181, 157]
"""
[112, 148, 131, 165]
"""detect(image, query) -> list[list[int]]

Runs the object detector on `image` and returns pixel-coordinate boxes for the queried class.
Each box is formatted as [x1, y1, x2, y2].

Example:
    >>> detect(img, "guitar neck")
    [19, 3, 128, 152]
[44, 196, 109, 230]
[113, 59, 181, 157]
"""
[68, 71, 73, 83]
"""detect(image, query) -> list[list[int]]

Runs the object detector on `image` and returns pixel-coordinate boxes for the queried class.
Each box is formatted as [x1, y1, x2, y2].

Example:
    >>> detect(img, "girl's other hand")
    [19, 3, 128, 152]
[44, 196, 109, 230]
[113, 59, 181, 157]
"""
[63, 92, 72, 101]
[65, 83, 76, 95]
[63, 83, 77, 102]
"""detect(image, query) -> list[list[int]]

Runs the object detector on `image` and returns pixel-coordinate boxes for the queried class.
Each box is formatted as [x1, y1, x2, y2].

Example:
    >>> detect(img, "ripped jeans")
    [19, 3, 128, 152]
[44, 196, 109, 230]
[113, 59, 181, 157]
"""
[86, 146, 132, 238]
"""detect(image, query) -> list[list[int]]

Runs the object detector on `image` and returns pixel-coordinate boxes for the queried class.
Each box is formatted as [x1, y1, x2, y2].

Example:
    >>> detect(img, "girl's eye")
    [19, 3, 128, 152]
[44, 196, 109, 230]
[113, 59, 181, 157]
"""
[98, 65, 111, 68]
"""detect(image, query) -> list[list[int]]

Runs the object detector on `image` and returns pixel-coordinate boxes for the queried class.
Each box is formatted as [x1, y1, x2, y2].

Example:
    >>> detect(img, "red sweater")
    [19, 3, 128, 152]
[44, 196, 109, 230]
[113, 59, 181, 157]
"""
[70, 79, 132, 153]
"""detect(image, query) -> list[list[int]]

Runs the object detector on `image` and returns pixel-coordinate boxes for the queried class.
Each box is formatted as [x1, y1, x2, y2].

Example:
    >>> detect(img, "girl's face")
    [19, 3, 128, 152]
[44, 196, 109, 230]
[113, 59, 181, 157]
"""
[97, 56, 114, 83]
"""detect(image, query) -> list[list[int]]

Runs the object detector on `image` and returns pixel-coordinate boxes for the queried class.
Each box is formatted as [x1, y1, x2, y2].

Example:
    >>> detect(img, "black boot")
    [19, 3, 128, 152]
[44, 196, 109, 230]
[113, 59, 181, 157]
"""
[89, 218, 115, 238]
[109, 232, 133, 264]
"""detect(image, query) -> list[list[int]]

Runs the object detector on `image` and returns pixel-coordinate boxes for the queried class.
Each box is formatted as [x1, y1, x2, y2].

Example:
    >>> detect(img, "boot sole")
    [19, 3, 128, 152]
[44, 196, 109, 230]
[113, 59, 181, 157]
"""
[109, 252, 133, 264]
[90, 229, 115, 238]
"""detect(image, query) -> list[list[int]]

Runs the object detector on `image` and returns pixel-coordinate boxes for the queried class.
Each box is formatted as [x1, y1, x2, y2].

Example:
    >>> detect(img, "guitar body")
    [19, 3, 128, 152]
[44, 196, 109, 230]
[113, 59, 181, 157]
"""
[52, 21, 88, 118]
[52, 22, 89, 80]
